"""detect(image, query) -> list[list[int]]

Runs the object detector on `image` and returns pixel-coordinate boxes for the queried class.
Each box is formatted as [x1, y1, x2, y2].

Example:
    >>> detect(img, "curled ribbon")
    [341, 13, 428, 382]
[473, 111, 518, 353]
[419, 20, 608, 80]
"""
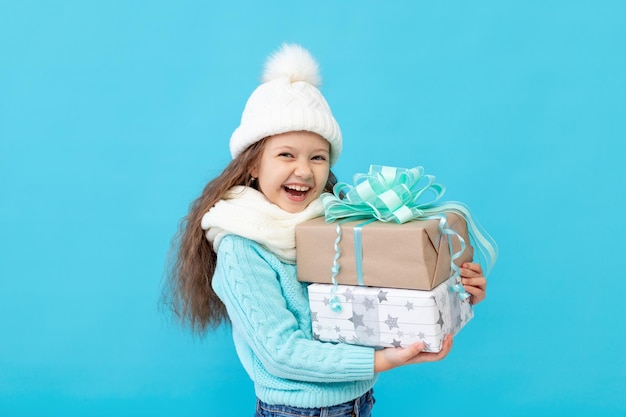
[328, 223, 343, 312]
[320, 165, 498, 304]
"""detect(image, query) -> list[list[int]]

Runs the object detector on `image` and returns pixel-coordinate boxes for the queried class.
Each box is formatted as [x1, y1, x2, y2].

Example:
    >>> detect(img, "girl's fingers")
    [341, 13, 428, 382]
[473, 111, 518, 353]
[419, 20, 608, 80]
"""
[460, 268, 481, 278]
[407, 335, 453, 363]
[461, 262, 483, 275]
[461, 277, 487, 289]
[462, 284, 486, 304]
[460, 265, 487, 305]
[462, 284, 482, 295]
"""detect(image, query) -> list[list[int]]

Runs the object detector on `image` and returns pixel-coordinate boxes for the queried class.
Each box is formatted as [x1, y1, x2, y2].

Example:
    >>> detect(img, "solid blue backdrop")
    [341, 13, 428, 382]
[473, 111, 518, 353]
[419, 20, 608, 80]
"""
[1, 1, 625, 416]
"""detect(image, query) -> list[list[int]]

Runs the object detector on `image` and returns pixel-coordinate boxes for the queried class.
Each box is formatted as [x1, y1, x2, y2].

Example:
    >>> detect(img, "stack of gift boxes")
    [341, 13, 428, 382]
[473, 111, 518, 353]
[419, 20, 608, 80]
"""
[296, 212, 476, 353]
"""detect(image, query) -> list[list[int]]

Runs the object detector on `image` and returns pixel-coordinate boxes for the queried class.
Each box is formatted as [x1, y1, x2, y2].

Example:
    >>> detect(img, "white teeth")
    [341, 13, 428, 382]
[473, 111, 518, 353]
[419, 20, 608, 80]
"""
[285, 185, 310, 192]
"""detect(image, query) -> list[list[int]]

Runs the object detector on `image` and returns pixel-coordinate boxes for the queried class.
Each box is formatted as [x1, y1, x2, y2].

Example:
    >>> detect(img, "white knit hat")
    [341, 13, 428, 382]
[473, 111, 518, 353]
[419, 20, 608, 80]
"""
[229, 44, 342, 166]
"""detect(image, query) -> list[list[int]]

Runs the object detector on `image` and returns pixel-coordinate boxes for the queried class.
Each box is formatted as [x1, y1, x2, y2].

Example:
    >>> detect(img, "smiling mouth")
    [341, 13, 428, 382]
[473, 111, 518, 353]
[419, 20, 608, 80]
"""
[284, 184, 310, 198]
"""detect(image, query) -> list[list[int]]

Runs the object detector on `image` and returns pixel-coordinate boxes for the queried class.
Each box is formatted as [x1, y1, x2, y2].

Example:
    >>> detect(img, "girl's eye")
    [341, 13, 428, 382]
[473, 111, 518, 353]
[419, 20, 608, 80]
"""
[312, 155, 328, 161]
[279, 152, 293, 158]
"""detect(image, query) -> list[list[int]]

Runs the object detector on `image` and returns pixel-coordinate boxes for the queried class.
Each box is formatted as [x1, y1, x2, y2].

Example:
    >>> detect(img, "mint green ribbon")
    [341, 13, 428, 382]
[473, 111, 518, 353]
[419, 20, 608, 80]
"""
[322, 165, 445, 224]
[321, 165, 498, 306]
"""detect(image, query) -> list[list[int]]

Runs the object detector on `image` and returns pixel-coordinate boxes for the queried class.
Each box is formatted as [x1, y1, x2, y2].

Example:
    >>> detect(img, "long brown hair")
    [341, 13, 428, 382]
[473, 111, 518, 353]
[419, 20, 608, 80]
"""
[162, 137, 338, 334]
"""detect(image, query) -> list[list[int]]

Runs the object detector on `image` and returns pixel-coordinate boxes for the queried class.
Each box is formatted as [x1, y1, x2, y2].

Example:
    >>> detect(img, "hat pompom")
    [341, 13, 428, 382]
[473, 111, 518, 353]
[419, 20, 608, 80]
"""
[262, 43, 322, 86]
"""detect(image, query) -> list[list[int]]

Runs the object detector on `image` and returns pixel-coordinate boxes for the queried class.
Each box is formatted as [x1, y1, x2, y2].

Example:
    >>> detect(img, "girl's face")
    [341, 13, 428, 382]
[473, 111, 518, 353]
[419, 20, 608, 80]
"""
[251, 131, 330, 213]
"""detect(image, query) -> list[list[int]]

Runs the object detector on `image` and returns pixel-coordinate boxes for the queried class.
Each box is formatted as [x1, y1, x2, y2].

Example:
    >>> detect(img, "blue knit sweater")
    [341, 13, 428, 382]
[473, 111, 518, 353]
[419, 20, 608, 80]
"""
[212, 234, 377, 408]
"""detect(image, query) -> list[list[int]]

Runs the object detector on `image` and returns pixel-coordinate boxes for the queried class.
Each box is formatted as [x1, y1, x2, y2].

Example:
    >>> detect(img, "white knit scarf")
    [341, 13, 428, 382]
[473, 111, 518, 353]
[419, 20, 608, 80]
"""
[201, 186, 324, 263]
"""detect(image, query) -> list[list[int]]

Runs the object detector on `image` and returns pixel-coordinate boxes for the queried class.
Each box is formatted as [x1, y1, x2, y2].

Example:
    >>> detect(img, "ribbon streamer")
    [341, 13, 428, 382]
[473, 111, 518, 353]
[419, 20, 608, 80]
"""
[328, 223, 343, 312]
[353, 219, 376, 286]
[321, 165, 498, 305]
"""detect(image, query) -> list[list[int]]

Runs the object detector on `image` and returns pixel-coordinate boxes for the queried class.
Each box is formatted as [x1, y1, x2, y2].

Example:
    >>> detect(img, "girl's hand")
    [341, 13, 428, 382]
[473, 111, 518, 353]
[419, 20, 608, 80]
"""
[460, 262, 487, 305]
[374, 334, 453, 372]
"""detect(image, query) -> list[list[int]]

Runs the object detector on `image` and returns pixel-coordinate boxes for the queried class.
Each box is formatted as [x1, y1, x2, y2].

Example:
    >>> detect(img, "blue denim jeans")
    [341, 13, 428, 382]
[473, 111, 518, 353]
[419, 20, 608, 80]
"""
[254, 390, 375, 417]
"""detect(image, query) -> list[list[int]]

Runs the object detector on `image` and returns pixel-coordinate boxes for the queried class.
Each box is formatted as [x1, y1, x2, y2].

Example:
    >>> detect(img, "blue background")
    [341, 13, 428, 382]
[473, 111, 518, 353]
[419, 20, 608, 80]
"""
[1, 1, 625, 416]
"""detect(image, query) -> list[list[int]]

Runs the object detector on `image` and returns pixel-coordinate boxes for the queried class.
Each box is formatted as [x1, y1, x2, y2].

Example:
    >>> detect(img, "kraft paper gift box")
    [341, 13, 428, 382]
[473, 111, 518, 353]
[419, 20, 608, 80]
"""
[296, 213, 474, 291]
[308, 275, 473, 352]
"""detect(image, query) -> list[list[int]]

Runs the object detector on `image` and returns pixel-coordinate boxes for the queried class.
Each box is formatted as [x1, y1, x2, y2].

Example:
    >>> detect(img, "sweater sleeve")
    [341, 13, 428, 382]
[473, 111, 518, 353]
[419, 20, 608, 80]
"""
[212, 235, 376, 383]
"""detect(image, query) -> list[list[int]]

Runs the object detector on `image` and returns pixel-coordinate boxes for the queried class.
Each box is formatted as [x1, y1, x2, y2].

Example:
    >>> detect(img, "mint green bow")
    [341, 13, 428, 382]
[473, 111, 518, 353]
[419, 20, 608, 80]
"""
[321, 165, 445, 224]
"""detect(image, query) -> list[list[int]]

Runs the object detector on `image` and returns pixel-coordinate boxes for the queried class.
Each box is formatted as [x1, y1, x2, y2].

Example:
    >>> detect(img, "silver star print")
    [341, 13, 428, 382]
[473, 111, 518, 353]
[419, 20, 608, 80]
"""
[363, 297, 376, 310]
[384, 314, 399, 330]
[377, 290, 388, 303]
[405, 301, 414, 311]
[436, 310, 444, 326]
[342, 287, 355, 301]
[349, 313, 365, 328]
[391, 339, 403, 348]
[311, 311, 318, 322]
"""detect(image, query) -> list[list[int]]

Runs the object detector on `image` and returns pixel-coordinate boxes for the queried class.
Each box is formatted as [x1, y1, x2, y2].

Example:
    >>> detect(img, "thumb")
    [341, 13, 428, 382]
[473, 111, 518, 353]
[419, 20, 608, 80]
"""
[398, 342, 425, 361]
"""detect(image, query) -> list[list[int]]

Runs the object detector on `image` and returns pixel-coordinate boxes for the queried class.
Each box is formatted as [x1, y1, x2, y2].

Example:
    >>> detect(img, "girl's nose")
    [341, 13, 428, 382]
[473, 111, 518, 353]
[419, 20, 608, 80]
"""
[295, 160, 313, 179]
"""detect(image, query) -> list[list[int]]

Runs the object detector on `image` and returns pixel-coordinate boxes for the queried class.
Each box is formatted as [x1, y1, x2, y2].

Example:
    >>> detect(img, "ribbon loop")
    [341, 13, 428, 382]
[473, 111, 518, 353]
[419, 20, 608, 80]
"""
[323, 165, 446, 224]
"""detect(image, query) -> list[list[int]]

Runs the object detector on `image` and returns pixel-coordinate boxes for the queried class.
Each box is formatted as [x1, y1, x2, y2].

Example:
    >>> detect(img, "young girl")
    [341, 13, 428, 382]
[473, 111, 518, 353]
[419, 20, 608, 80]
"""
[164, 43, 487, 417]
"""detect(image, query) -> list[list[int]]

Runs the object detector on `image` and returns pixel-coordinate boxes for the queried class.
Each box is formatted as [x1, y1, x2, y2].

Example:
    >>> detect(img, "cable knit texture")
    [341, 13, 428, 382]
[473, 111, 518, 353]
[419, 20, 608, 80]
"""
[212, 235, 377, 408]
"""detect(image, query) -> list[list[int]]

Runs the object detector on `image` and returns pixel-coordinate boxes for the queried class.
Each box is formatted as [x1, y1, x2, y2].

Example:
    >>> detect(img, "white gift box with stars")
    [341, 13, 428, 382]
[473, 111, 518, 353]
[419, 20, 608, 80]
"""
[308, 275, 474, 353]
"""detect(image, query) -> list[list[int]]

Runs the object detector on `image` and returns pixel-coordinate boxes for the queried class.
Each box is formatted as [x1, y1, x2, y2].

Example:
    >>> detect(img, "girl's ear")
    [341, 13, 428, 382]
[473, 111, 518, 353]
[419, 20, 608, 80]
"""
[249, 165, 259, 179]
